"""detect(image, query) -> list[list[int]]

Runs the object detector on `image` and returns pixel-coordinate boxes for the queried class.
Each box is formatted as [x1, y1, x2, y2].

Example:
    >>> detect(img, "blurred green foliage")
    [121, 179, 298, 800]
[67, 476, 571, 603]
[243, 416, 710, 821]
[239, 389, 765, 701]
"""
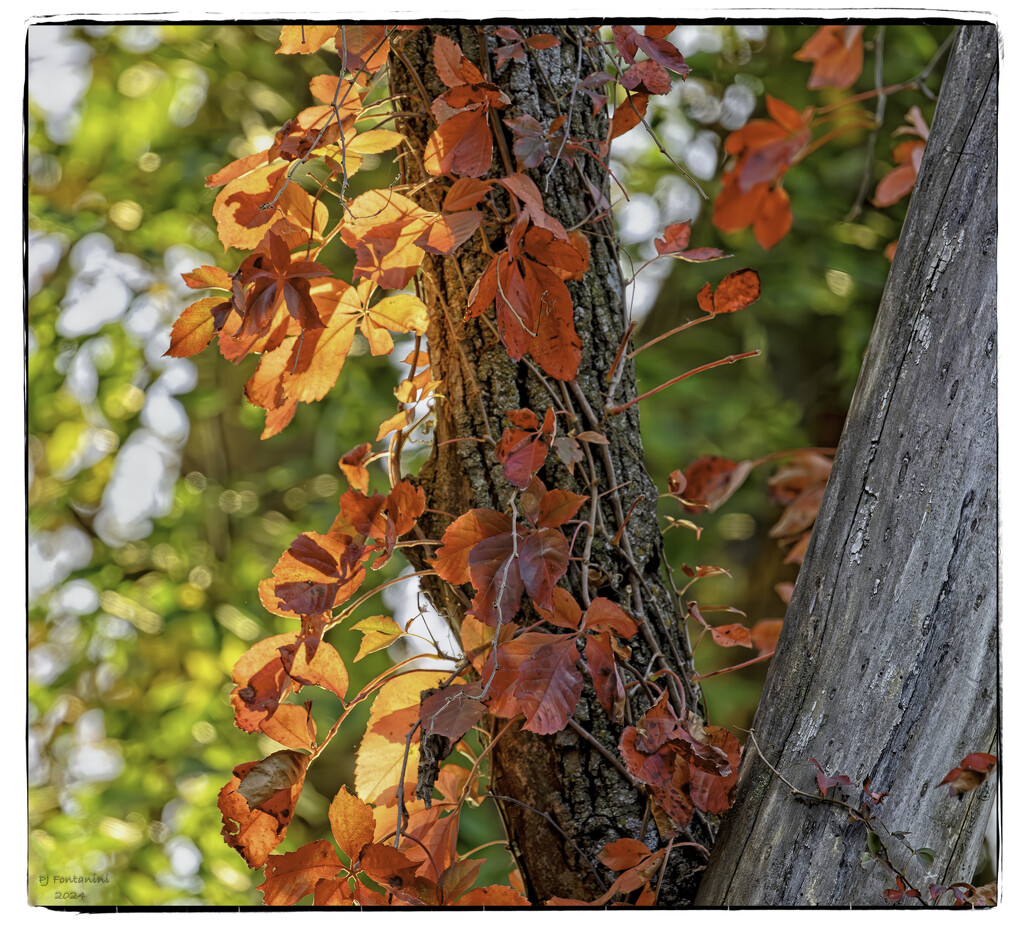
[27, 22, 951, 906]
[619, 23, 953, 732]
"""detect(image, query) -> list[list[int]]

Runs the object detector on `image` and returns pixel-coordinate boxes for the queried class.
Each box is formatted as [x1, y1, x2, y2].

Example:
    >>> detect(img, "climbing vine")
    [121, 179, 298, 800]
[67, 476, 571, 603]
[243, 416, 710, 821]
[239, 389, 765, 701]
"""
[168, 23, 974, 906]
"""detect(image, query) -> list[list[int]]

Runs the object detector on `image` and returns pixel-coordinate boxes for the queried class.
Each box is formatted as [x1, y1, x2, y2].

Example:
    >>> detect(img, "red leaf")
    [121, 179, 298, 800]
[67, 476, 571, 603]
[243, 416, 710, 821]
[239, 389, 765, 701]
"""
[677, 455, 754, 512]
[586, 631, 625, 723]
[514, 637, 583, 734]
[518, 527, 570, 611]
[496, 430, 549, 488]
[481, 631, 561, 717]
[939, 752, 997, 796]
[419, 684, 488, 740]
[468, 531, 525, 627]
[810, 757, 853, 797]
[583, 597, 638, 639]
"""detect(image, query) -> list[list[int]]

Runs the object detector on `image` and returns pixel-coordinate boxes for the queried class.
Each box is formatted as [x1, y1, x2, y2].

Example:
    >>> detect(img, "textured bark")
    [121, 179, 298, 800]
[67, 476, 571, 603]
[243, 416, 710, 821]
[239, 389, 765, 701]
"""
[390, 25, 713, 905]
[696, 25, 997, 906]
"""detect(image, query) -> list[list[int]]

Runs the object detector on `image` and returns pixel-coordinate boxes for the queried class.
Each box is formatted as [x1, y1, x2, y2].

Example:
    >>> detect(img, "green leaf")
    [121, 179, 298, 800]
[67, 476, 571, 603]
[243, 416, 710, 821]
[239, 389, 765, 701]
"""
[350, 615, 404, 661]
[915, 847, 935, 868]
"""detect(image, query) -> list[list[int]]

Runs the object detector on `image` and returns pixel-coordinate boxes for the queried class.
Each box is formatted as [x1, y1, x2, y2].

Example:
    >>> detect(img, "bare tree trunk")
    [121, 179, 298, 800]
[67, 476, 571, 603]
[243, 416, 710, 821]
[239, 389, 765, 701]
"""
[697, 25, 997, 906]
[390, 25, 713, 905]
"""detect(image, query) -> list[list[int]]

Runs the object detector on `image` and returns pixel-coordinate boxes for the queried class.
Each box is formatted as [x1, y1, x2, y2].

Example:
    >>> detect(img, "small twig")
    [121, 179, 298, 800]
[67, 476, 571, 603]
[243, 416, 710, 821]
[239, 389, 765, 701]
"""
[567, 717, 639, 788]
[652, 835, 677, 905]
[628, 312, 716, 359]
[693, 652, 774, 681]
[486, 793, 606, 887]
[607, 350, 760, 415]
[545, 37, 583, 192]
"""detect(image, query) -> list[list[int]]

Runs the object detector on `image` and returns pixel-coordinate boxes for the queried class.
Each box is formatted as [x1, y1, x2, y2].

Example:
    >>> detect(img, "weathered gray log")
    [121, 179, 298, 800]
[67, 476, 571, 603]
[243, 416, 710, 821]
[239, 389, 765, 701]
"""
[696, 25, 997, 906]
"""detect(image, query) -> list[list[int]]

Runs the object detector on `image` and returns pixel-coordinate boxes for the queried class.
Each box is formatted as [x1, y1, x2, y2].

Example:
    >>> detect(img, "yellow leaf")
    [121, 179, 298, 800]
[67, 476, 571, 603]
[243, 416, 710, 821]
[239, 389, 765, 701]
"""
[277, 25, 338, 55]
[355, 671, 451, 804]
[376, 409, 411, 441]
[351, 615, 404, 662]
[348, 129, 405, 155]
[368, 294, 430, 334]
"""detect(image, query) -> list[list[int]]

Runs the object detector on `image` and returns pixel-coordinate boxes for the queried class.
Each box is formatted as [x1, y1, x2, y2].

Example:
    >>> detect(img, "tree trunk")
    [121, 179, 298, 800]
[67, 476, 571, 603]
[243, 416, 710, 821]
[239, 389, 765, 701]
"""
[696, 24, 997, 906]
[390, 25, 713, 904]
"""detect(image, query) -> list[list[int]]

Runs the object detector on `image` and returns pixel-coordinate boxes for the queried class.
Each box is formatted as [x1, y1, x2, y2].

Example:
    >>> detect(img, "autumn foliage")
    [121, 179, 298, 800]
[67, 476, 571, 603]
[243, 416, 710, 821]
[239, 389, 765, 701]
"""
[168, 23, 958, 906]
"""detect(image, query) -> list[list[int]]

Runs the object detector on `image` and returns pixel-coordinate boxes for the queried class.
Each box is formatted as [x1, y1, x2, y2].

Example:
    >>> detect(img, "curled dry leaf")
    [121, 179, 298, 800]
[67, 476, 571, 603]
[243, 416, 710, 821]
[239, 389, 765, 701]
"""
[938, 751, 997, 797]
[219, 751, 310, 869]
[677, 455, 755, 513]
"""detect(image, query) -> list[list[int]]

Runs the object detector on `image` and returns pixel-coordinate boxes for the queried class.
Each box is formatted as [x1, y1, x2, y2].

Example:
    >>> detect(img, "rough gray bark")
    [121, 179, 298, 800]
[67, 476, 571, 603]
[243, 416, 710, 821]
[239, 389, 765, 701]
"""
[390, 26, 713, 905]
[696, 25, 997, 906]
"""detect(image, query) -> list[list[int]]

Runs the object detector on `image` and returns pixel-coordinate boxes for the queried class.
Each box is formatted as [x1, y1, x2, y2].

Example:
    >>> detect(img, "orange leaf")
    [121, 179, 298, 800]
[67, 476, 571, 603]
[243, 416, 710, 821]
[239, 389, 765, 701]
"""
[281, 636, 350, 702]
[181, 265, 232, 290]
[340, 190, 435, 290]
[376, 409, 412, 441]
[794, 25, 866, 90]
[277, 25, 338, 55]
[165, 297, 221, 358]
[444, 178, 492, 211]
[424, 109, 493, 178]
[339, 442, 372, 494]
[751, 618, 784, 653]
[433, 509, 513, 585]
[213, 164, 327, 252]
[258, 839, 343, 906]
[536, 489, 588, 528]
[710, 622, 753, 648]
[355, 670, 450, 804]
[358, 842, 424, 893]
[259, 702, 317, 751]
[314, 878, 354, 905]
[599, 838, 652, 871]
[610, 91, 649, 139]
[525, 260, 582, 380]
[453, 885, 531, 906]
[338, 25, 391, 75]
[329, 785, 376, 861]
[583, 597, 639, 639]
[230, 632, 300, 732]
